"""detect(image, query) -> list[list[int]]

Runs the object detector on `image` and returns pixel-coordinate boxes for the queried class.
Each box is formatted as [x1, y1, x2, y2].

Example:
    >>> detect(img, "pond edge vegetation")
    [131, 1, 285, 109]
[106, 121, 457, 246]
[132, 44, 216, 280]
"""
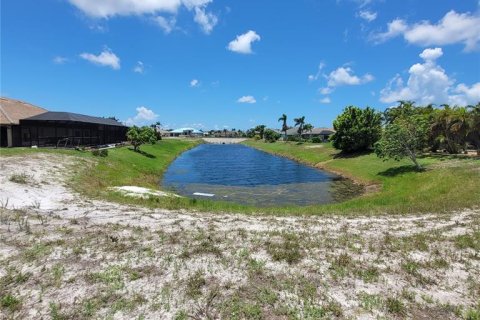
[1, 101, 479, 216]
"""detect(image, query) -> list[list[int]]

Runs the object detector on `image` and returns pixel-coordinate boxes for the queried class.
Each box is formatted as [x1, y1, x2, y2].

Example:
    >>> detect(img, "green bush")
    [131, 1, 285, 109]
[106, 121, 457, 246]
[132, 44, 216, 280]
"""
[331, 106, 382, 153]
[311, 137, 322, 143]
[287, 135, 301, 142]
[127, 126, 157, 152]
[263, 129, 281, 143]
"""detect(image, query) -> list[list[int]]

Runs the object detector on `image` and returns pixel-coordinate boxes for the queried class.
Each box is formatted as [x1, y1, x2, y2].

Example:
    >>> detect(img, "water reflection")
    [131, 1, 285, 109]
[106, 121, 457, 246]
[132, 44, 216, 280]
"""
[162, 144, 363, 206]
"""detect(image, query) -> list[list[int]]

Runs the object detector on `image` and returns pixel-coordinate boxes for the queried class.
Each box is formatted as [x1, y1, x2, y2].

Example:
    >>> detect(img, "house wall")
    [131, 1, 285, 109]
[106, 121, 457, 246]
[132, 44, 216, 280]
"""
[0, 126, 9, 147]
[15, 120, 127, 147]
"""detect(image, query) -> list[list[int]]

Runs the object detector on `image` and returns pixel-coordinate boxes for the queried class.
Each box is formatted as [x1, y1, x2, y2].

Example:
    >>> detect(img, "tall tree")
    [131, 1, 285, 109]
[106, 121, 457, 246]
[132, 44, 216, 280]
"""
[294, 116, 306, 137]
[303, 123, 313, 135]
[467, 103, 480, 155]
[127, 126, 157, 152]
[331, 106, 382, 153]
[375, 115, 428, 170]
[431, 105, 470, 154]
[278, 114, 288, 141]
[254, 125, 266, 139]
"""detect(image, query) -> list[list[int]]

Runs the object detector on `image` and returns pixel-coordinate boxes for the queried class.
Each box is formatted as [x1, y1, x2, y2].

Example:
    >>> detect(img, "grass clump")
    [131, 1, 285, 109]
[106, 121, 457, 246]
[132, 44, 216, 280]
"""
[23, 243, 51, 262]
[9, 173, 30, 184]
[87, 266, 124, 290]
[185, 270, 206, 299]
[265, 232, 303, 264]
[1, 294, 21, 312]
[385, 297, 406, 316]
[359, 292, 383, 311]
[455, 231, 480, 250]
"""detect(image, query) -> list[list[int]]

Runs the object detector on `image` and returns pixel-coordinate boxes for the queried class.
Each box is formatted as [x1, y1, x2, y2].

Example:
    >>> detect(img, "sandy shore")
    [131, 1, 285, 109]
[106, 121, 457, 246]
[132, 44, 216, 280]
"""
[0, 153, 478, 319]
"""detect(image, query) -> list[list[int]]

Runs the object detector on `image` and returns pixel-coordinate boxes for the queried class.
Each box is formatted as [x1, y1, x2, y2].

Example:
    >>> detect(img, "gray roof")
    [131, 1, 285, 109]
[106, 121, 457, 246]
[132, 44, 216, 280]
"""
[285, 127, 335, 135]
[22, 111, 125, 127]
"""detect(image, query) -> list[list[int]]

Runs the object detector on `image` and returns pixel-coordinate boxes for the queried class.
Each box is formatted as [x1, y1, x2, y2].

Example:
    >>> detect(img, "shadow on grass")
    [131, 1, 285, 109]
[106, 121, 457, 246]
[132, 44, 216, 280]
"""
[128, 148, 156, 159]
[378, 165, 423, 177]
[420, 153, 479, 161]
[333, 150, 373, 159]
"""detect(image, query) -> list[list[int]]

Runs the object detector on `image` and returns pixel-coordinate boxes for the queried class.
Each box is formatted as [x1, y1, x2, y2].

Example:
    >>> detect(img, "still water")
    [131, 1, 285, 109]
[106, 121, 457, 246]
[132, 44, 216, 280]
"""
[162, 144, 362, 206]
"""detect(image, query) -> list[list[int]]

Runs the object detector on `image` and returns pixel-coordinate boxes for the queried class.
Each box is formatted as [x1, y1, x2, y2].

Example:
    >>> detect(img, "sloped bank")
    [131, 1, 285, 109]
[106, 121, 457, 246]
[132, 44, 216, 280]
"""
[243, 140, 480, 215]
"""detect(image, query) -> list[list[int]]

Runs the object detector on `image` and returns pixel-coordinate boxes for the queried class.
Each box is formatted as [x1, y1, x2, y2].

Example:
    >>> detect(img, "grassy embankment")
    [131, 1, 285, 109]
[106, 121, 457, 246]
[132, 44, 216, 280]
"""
[1, 139, 479, 215]
[243, 140, 480, 215]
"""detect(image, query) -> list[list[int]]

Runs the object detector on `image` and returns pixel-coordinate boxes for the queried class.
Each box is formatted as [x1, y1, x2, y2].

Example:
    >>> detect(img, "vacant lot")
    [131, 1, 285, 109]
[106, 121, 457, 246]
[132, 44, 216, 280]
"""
[0, 153, 479, 319]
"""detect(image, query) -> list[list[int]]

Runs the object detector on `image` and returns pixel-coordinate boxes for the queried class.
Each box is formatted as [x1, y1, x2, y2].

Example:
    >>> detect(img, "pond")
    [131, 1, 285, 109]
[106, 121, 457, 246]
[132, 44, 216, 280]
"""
[162, 144, 363, 206]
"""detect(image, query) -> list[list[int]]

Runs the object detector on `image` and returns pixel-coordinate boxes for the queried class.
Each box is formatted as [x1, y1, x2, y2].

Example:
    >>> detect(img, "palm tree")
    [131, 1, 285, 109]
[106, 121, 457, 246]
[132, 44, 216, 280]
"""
[255, 125, 266, 139]
[467, 103, 480, 155]
[303, 123, 313, 139]
[294, 116, 305, 138]
[431, 105, 469, 154]
[278, 114, 288, 141]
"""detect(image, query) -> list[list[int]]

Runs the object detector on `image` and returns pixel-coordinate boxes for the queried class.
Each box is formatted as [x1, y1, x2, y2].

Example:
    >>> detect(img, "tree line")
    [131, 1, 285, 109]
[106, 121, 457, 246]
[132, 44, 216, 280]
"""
[246, 114, 315, 143]
[331, 101, 480, 169]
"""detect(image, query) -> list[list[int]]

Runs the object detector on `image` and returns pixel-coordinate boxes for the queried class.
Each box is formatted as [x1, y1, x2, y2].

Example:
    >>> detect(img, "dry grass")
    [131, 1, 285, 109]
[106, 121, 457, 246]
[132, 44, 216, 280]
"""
[1, 207, 479, 319]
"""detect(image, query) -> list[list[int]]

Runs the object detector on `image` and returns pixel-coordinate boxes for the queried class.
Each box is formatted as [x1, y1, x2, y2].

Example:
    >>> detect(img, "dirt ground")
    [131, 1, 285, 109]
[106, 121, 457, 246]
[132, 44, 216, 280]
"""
[0, 154, 479, 319]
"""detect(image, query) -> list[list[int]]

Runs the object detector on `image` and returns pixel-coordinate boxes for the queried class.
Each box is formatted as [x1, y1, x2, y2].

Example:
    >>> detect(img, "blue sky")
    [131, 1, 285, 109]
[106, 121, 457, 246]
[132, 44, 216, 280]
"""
[2, 0, 480, 130]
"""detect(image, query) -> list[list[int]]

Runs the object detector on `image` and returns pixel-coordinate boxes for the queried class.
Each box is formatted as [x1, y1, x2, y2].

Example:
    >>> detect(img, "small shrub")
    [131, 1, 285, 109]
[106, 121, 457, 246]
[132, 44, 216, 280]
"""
[49, 302, 67, 320]
[9, 173, 29, 184]
[1, 294, 21, 312]
[287, 135, 301, 142]
[185, 270, 206, 298]
[359, 292, 383, 311]
[464, 307, 480, 320]
[266, 233, 303, 264]
[455, 232, 480, 250]
[385, 297, 406, 315]
[311, 136, 322, 143]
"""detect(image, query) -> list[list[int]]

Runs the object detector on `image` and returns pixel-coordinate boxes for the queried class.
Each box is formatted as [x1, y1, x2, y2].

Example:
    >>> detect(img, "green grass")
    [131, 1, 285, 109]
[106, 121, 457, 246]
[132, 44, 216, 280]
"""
[243, 140, 480, 215]
[73, 140, 200, 193]
[1, 139, 479, 215]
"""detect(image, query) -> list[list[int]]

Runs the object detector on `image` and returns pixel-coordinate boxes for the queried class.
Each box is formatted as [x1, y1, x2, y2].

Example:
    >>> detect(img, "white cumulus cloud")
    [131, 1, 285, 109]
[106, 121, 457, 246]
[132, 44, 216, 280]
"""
[327, 67, 374, 87]
[227, 30, 261, 54]
[194, 6, 218, 34]
[68, 0, 217, 34]
[380, 47, 480, 105]
[237, 95, 256, 104]
[79, 47, 120, 70]
[358, 10, 377, 22]
[190, 79, 200, 87]
[371, 10, 480, 51]
[125, 106, 159, 126]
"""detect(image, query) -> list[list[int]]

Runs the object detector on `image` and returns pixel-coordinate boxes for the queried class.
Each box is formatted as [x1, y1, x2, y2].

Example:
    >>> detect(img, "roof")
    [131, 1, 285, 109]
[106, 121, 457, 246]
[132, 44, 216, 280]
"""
[0, 97, 47, 125]
[23, 111, 125, 127]
[171, 127, 204, 134]
[286, 127, 335, 135]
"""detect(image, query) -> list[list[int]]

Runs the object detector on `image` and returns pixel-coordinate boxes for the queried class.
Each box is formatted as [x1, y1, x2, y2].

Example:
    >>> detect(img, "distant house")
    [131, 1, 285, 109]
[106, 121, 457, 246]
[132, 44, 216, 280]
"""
[285, 127, 335, 141]
[0, 97, 127, 147]
[168, 127, 205, 137]
[156, 129, 173, 137]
